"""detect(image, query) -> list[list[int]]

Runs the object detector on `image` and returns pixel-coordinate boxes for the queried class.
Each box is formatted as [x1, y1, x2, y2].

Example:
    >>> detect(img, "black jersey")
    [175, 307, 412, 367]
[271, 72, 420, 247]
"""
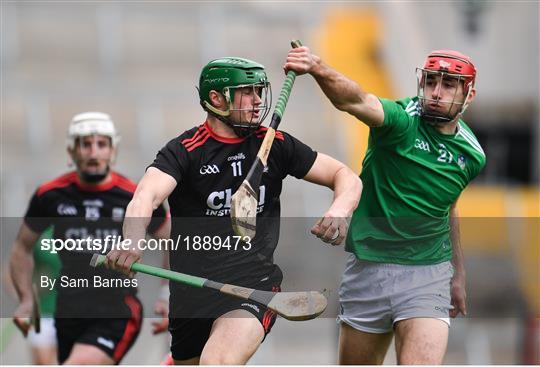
[150, 121, 317, 289]
[24, 171, 167, 317]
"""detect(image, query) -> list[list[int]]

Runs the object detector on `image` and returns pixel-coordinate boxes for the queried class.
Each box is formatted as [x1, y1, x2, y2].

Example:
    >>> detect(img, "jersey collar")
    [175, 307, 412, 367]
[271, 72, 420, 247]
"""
[204, 121, 246, 144]
[75, 172, 117, 192]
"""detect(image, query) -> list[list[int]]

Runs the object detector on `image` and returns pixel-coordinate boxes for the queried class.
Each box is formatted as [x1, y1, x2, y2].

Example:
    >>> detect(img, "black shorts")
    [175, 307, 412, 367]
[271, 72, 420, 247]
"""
[169, 285, 280, 361]
[55, 295, 143, 364]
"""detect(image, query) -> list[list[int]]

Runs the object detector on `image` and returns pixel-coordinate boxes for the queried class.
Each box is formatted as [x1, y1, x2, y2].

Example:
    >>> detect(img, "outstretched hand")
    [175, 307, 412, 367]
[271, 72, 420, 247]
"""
[283, 46, 320, 76]
[311, 211, 348, 246]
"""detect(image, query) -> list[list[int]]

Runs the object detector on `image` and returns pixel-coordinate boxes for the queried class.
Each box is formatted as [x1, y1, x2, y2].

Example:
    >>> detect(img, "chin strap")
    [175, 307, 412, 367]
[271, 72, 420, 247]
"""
[419, 97, 465, 124]
[202, 100, 230, 118]
[201, 101, 259, 138]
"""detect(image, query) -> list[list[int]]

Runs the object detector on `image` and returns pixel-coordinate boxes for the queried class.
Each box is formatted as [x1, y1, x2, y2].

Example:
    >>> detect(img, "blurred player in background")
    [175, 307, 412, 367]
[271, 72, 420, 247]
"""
[9, 112, 170, 364]
[3, 227, 59, 364]
[28, 227, 60, 365]
[106, 57, 362, 364]
[285, 46, 486, 364]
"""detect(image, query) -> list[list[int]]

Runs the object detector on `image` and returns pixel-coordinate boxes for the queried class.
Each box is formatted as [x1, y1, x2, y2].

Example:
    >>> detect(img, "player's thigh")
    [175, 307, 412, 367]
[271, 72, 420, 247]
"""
[339, 322, 393, 365]
[174, 356, 200, 365]
[394, 317, 449, 365]
[170, 317, 213, 362]
[55, 318, 85, 364]
[199, 309, 265, 365]
[69, 316, 141, 364]
[62, 343, 114, 365]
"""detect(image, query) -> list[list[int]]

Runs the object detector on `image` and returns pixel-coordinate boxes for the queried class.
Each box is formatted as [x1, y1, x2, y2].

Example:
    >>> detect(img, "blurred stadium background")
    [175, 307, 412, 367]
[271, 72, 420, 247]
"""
[1, 1, 538, 364]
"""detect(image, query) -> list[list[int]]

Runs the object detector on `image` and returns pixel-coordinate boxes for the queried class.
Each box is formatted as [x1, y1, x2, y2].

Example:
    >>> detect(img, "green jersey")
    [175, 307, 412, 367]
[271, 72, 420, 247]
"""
[346, 97, 486, 265]
[33, 226, 60, 316]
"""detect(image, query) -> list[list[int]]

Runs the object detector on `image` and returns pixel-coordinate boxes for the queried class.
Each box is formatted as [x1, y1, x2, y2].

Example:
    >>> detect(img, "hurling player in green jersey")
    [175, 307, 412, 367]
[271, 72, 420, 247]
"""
[284, 47, 486, 364]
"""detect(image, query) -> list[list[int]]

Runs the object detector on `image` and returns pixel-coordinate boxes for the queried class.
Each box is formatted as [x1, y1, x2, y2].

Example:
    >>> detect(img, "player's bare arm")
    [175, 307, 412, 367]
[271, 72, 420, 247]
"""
[106, 167, 176, 274]
[449, 199, 467, 317]
[303, 153, 362, 245]
[284, 45, 384, 127]
[9, 223, 41, 336]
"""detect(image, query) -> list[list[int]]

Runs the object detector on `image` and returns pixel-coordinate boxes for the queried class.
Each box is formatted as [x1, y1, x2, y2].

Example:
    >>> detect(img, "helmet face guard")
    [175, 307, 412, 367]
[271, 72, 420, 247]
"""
[416, 69, 473, 123]
[66, 112, 119, 182]
[221, 81, 272, 134]
[199, 57, 272, 136]
[417, 50, 476, 124]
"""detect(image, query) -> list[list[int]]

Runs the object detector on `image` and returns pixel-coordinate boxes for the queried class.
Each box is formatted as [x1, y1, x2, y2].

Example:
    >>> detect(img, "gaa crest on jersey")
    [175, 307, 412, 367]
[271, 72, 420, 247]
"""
[57, 203, 77, 216]
[199, 164, 220, 175]
[457, 154, 467, 170]
[414, 138, 430, 152]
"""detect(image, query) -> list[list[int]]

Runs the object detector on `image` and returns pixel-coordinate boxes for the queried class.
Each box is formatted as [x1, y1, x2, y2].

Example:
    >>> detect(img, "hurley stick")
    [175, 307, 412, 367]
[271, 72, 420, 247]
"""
[90, 253, 326, 321]
[230, 39, 303, 239]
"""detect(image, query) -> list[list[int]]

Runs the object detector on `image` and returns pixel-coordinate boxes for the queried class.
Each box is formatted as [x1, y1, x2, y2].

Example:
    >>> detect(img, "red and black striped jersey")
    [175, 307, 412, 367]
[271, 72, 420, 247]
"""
[24, 171, 168, 317]
[149, 121, 317, 290]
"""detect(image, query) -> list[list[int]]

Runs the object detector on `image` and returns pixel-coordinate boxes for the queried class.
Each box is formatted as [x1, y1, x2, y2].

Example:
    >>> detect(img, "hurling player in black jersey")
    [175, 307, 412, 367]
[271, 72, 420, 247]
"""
[9, 112, 170, 364]
[106, 57, 362, 364]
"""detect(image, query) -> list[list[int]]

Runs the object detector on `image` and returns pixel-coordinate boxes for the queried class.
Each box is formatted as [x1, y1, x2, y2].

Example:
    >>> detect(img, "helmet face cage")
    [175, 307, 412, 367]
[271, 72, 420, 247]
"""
[66, 112, 119, 181]
[416, 68, 473, 124]
[417, 50, 476, 124]
[199, 57, 272, 136]
[224, 80, 272, 132]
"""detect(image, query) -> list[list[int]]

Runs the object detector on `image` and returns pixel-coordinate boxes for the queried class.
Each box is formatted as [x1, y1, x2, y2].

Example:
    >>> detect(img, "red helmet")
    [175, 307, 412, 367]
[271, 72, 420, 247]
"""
[423, 50, 476, 88]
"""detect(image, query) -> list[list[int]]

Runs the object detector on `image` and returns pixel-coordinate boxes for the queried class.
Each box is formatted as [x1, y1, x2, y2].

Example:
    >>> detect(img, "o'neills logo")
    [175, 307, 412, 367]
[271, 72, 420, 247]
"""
[227, 153, 246, 161]
[241, 303, 260, 313]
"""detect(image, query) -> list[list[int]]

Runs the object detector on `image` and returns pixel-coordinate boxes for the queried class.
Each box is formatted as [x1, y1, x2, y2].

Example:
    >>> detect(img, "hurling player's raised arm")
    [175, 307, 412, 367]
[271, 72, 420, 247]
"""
[283, 45, 384, 127]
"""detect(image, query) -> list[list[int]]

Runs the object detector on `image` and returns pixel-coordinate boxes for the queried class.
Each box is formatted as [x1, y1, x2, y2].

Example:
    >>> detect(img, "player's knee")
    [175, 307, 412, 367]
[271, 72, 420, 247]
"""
[199, 354, 225, 365]
[398, 350, 444, 365]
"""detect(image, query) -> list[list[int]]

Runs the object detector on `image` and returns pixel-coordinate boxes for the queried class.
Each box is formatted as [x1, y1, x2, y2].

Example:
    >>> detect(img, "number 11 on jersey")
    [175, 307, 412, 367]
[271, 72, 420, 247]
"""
[231, 161, 242, 177]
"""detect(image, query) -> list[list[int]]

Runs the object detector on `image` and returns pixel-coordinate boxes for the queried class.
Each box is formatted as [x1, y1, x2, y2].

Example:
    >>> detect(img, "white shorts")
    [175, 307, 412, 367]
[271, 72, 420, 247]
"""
[27, 318, 57, 348]
[337, 254, 453, 333]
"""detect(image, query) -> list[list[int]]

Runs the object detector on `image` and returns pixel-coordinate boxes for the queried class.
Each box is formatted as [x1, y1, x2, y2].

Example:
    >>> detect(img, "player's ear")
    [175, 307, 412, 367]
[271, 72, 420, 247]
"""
[467, 88, 476, 104]
[209, 90, 226, 110]
[66, 147, 76, 167]
[67, 146, 74, 159]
